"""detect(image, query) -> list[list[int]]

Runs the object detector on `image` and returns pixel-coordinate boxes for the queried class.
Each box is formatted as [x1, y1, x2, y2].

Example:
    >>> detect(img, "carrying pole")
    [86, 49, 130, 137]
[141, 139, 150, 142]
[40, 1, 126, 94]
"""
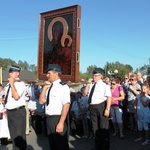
[0, 67, 2, 84]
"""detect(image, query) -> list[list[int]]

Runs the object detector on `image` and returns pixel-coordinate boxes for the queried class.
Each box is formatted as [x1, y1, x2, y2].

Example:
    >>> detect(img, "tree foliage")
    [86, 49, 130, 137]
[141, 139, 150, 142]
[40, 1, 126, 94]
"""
[136, 64, 150, 75]
[104, 61, 133, 78]
[80, 65, 98, 81]
[0, 57, 36, 72]
[80, 62, 134, 81]
[0, 57, 149, 81]
[80, 61, 150, 81]
[0, 58, 16, 70]
[86, 65, 98, 74]
[147, 67, 150, 74]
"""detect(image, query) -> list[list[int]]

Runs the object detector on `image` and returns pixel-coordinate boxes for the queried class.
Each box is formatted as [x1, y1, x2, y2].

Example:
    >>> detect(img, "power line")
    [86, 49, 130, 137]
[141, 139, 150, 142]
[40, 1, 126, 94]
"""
[81, 32, 148, 60]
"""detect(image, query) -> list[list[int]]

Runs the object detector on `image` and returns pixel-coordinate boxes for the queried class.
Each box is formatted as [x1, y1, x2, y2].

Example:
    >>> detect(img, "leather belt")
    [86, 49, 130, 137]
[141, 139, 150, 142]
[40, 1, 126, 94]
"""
[46, 115, 60, 118]
[7, 106, 25, 111]
[90, 101, 105, 106]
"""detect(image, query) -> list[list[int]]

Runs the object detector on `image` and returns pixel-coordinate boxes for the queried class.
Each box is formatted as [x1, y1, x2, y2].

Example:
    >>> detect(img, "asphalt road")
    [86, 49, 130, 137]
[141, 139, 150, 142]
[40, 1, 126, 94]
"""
[0, 128, 150, 150]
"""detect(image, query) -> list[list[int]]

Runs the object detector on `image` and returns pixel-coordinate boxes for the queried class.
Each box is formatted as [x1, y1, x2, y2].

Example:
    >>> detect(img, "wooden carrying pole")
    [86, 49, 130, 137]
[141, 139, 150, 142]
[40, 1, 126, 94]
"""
[0, 67, 2, 84]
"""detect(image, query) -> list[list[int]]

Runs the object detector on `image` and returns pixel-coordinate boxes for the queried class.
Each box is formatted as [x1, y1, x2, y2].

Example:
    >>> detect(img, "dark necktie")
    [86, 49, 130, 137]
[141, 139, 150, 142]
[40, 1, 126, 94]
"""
[5, 84, 11, 105]
[46, 83, 53, 106]
[88, 82, 96, 104]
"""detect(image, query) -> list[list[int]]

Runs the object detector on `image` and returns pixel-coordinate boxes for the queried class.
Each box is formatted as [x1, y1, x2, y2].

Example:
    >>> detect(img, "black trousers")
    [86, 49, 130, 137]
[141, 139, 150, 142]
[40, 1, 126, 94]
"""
[46, 115, 69, 150]
[31, 115, 44, 134]
[7, 107, 27, 150]
[89, 102, 110, 150]
[31, 115, 47, 135]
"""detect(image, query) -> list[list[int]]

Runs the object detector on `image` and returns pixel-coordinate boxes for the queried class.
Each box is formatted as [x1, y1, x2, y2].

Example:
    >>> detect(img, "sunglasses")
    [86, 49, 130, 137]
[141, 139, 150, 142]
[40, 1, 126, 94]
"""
[111, 83, 116, 85]
[130, 79, 134, 81]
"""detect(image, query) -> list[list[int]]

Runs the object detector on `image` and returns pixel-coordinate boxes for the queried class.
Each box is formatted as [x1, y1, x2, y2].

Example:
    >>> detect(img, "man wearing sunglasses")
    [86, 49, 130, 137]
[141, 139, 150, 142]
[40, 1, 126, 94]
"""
[85, 68, 111, 150]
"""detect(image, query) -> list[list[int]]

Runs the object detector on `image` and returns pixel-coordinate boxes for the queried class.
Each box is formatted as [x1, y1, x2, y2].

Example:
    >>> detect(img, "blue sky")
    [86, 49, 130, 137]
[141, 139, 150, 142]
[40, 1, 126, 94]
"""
[0, 0, 150, 73]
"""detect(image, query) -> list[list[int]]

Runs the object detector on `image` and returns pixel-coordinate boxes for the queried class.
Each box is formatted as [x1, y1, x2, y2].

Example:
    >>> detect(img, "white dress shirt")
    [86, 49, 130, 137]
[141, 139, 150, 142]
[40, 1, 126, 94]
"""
[5, 81, 26, 110]
[45, 79, 70, 116]
[88, 80, 111, 105]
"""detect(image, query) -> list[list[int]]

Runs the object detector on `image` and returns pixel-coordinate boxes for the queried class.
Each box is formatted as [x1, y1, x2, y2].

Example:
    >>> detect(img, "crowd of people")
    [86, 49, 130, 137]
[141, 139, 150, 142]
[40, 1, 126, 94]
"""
[0, 64, 150, 150]
[69, 71, 150, 149]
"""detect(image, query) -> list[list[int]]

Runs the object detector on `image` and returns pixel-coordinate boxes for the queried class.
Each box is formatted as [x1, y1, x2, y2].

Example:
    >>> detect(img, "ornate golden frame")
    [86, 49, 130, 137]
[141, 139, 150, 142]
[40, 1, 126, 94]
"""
[37, 5, 81, 83]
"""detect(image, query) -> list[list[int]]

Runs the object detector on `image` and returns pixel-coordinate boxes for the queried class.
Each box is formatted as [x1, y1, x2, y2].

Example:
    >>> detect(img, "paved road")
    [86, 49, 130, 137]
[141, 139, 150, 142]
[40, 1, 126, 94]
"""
[1, 128, 150, 150]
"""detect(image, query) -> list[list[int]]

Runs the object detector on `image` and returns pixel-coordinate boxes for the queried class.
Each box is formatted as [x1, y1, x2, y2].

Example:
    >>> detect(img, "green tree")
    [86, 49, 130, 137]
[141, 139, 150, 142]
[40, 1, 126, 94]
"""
[103, 61, 133, 78]
[136, 64, 149, 75]
[86, 65, 98, 74]
[29, 64, 37, 73]
[18, 60, 29, 70]
[80, 65, 98, 81]
[0, 58, 37, 73]
[0, 58, 17, 70]
[147, 66, 150, 74]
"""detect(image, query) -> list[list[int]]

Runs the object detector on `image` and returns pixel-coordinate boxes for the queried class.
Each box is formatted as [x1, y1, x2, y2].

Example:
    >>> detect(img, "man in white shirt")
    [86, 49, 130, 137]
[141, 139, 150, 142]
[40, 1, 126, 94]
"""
[39, 64, 70, 150]
[85, 68, 112, 150]
[5, 65, 27, 150]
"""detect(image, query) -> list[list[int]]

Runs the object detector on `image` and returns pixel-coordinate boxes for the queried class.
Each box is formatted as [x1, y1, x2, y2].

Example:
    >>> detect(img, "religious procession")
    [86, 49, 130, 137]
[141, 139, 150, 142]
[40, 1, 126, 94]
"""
[0, 3, 150, 150]
[0, 65, 150, 150]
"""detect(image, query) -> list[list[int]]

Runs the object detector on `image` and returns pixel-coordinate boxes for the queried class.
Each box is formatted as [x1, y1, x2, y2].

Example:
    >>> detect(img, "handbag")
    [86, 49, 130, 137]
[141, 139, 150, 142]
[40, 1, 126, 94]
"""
[118, 86, 124, 108]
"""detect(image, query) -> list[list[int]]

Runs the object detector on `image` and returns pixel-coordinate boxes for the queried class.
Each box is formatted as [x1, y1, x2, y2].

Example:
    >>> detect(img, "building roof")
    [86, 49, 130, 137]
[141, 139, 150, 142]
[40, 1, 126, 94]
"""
[1, 70, 80, 87]
[2, 70, 38, 85]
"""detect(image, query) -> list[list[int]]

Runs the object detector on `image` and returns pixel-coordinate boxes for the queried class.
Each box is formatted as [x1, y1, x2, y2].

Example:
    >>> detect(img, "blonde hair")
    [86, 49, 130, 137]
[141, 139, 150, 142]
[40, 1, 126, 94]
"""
[130, 74, 137, 81]
[142, 83, 149, 89]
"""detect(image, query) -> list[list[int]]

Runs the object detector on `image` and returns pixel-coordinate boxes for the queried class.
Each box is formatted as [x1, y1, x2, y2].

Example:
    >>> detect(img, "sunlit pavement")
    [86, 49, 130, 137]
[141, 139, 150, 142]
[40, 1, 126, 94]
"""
[1, 128, 150, 150]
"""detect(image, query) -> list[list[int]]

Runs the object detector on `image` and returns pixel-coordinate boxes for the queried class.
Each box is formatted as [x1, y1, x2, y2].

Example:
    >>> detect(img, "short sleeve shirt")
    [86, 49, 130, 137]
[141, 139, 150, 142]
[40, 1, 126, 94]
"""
[45, 79, 70, 115]
[5, 81, 26, 109]
[127, 83, 141, 101]
[89, 80, 112, 105]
